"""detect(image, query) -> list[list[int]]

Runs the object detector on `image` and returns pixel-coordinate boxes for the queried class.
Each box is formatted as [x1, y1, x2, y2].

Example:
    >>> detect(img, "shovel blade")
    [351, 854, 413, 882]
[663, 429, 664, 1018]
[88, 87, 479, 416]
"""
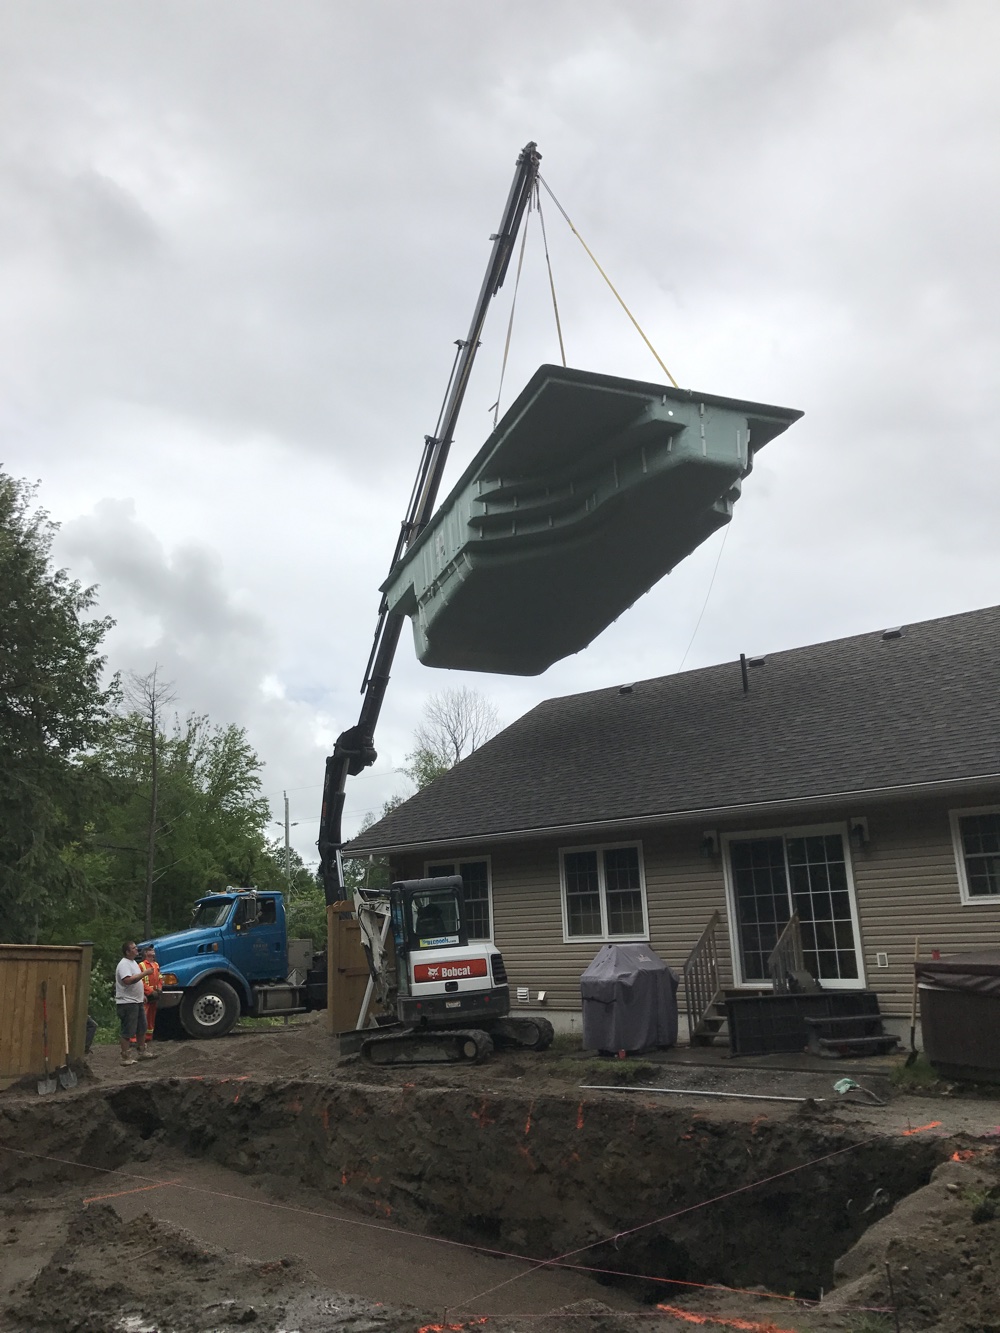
[58, 1067, 78, 1089]
[37, 1074, 57, 1095]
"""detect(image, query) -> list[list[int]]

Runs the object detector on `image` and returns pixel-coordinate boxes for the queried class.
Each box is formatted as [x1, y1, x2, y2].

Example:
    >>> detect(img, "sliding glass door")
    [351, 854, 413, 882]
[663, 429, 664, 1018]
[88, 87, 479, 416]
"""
[727, 829, 863, 987]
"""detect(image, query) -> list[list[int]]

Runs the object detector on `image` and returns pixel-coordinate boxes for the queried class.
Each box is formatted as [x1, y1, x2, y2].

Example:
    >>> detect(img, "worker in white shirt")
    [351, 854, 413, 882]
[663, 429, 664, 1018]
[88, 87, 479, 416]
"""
[114, 941, 156, 1066]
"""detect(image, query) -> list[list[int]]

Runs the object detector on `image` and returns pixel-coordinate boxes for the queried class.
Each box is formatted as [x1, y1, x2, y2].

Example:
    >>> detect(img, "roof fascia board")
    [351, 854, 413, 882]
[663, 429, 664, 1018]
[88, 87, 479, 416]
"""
[345, 771, 1000, 858]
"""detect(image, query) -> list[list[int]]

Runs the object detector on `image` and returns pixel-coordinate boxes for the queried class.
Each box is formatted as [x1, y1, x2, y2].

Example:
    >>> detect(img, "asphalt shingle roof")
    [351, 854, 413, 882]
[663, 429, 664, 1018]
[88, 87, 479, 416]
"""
[346, 604, 1000, 854]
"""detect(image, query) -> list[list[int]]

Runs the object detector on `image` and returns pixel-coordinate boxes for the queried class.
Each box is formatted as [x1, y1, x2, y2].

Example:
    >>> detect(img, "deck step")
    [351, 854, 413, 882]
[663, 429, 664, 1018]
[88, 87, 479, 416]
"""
[804, 1016, 900, 1058]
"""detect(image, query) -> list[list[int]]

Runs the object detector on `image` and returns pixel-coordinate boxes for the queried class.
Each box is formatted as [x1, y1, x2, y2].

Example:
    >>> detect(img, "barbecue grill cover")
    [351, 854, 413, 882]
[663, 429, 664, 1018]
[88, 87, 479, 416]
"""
[580, 943, 679, 1053]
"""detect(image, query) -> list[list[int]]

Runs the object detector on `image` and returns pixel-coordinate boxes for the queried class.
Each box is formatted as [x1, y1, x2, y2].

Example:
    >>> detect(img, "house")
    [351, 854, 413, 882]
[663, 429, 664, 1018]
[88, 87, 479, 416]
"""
[344, 604, 1000, 1037]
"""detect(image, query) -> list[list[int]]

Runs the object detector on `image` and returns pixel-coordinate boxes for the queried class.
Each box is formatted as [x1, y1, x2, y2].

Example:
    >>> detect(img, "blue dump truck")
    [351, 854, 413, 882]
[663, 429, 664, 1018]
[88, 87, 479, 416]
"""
[144, 887, 327, 1039]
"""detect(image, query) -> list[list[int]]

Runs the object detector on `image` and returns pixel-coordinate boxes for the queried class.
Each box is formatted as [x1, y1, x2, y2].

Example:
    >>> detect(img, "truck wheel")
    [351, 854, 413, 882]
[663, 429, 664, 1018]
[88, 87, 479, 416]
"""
[180, 980, 240, 1039]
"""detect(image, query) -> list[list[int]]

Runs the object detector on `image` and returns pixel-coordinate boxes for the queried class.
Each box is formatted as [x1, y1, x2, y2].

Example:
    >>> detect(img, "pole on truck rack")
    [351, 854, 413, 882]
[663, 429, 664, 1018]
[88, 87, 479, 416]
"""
[283, 792, 291, 891]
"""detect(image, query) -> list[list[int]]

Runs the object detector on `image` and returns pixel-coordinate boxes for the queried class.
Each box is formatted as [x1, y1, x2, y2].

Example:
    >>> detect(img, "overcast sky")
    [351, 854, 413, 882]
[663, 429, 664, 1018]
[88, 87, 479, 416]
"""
[4, 2, 998, 863]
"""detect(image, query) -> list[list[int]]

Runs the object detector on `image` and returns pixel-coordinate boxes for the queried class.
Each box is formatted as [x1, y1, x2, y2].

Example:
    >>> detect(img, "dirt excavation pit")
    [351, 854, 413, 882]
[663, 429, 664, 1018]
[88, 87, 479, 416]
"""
[2, 1074, 1000, 1333]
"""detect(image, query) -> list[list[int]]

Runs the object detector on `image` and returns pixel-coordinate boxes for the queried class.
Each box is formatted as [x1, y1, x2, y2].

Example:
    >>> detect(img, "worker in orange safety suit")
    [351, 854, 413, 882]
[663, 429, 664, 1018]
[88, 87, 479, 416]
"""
[139, 946, 162, 1045]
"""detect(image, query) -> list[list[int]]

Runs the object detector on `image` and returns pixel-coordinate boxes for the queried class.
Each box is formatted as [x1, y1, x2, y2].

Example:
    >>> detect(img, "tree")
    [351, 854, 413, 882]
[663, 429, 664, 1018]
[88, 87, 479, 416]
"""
[89, 709, 274, 936]
[0, 470, 118, 942]
[124, 666, 176, 937]
[403, 687, 499, 790]
[342, 795, 405, 897]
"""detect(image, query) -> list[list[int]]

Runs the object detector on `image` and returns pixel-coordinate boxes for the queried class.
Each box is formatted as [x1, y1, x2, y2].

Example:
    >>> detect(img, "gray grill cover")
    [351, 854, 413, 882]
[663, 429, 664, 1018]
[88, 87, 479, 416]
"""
[581, 943, 679, 1053]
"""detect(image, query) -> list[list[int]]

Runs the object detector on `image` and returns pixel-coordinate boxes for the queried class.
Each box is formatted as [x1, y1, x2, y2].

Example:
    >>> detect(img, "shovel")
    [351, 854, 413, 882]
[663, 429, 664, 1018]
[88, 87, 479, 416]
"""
[37, 982, 57, 1096]
[905, 937, 920, 1067]
[58, 984, 78, 1090]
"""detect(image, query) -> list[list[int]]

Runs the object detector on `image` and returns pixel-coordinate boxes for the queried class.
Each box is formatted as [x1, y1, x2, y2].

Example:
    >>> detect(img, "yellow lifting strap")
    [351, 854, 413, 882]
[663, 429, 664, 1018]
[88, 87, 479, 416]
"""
[538, 174, 679, 389]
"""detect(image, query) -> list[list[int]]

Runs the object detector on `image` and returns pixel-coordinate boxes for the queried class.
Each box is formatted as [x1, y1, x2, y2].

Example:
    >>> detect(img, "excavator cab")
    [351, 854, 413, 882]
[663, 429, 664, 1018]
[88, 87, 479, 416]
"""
[389, 875, 468, 954]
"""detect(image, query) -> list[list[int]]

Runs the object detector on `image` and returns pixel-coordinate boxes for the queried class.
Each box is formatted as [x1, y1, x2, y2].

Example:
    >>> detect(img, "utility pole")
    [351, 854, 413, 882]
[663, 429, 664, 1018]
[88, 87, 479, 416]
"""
[283, 791, 291, 893]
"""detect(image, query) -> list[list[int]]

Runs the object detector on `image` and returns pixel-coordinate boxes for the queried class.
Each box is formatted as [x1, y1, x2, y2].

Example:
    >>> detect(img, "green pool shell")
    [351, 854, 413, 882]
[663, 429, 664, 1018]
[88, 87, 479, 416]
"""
[384, 365, 802, 676]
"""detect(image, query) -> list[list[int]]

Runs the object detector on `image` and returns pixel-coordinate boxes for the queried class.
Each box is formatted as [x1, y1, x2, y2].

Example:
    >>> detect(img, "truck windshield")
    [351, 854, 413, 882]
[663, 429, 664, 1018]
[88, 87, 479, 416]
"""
[190, 900, 234, 928]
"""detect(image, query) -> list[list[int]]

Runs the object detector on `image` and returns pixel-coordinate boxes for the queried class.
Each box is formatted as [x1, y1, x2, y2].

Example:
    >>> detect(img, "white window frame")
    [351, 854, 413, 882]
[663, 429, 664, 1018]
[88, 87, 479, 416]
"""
[949, 806, 1000, 906]
[423, 855, 494, 940]
[721, 822, 866, 990]
[558, 840, 650, 944]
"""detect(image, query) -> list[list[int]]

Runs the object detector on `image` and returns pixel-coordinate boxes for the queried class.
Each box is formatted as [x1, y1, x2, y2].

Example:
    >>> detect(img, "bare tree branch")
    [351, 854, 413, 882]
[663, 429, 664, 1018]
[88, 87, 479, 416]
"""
[404, 687, 499, 789]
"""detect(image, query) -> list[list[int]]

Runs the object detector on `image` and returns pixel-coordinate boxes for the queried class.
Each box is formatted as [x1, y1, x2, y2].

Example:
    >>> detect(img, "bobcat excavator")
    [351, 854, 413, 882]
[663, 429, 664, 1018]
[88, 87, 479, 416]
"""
[318, 143, 554, 1065]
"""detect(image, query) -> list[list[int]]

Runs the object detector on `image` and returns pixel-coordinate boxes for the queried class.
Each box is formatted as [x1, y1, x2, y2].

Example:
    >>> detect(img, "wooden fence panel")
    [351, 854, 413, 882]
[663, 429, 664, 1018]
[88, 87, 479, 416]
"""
[0, 944, 94, 1079]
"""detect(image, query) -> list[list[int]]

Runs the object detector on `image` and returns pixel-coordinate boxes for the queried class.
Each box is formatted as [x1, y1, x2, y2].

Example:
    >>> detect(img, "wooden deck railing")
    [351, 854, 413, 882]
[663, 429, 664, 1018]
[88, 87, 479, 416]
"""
[767, 912, 804, 994]
[683, 910, 721, 1042]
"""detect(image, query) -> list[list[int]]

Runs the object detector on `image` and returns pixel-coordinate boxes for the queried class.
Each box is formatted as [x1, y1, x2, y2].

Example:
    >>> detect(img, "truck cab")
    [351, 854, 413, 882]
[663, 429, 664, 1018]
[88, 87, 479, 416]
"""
[148, 888, 323, 1038]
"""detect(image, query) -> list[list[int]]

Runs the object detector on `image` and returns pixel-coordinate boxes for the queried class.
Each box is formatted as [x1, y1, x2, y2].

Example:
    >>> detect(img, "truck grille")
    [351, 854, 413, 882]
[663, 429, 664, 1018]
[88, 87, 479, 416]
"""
[490, 953, 508, 985]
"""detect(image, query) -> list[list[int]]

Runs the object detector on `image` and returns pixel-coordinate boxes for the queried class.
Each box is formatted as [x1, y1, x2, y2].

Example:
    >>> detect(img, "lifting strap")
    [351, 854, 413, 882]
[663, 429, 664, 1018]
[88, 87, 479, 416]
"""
[491, 196, 533, 429]
[536, 184, 566, 368]
[538, 174, 679, 388]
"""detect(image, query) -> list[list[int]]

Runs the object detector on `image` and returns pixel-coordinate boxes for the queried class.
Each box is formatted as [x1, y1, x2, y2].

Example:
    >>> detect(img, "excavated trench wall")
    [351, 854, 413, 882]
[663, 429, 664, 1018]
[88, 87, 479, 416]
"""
[1, 1078, 944, 1302]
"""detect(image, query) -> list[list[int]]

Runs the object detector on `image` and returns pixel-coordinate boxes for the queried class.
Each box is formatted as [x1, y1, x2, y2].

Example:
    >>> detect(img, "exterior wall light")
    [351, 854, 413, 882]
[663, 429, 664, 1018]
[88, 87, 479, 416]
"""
[849, 817, 870, 849]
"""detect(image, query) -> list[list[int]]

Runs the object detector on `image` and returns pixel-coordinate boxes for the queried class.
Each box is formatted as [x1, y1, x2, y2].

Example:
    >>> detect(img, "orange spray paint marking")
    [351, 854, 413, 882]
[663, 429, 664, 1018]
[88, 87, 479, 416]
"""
[417, 1321, 488, 1332]
[233, 1094, 240, 1105]
[750, 1116, 768, 1135]
[656, 1305, 797, 1333]
[576, 1102, 585, 1130]
[901, 1120, 942, 1136]
[524, 1101, 534, 1136]
[471, 1099, 495, 1128]
[951, 1149, 977, 1162]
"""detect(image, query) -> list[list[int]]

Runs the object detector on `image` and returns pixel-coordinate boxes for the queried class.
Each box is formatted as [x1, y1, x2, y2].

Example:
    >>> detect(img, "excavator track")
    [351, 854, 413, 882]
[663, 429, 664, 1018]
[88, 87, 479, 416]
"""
[361, 1027, 494, 1066]
[490, 1016, 555, 1051]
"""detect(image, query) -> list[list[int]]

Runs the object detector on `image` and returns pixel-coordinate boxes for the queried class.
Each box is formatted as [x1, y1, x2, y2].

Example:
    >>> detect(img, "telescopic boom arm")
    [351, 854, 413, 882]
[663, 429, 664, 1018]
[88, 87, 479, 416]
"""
[318, 141, 541, 904]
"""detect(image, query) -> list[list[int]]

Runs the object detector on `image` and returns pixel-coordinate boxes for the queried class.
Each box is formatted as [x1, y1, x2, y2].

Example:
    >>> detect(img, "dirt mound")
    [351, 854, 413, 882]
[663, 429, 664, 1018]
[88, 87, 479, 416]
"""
[7, 1201, 438, 1333]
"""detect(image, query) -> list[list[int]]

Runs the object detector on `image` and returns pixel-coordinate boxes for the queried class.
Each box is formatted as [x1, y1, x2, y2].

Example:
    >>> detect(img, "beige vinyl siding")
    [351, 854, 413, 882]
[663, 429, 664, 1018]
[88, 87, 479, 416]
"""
[640, 826, 735, 993]
[847, 792, 1000, 1016]
[391, 783, 1000, 1019]
[396, 831, 732, 1012]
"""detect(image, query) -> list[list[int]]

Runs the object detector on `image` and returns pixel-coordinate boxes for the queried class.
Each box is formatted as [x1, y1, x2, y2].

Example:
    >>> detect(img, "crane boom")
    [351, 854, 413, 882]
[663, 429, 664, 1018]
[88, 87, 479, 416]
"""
[318, 141, 541, 905]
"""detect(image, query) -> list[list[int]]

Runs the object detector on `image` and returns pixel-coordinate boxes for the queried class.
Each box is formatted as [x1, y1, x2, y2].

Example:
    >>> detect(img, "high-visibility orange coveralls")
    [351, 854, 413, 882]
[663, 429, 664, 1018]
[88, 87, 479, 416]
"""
[142, 960, 162, 1042]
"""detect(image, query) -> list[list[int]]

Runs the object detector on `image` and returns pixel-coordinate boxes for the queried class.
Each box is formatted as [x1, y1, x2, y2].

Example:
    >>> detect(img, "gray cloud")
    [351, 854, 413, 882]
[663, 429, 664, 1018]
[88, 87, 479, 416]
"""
[7, 0, 1000, 859]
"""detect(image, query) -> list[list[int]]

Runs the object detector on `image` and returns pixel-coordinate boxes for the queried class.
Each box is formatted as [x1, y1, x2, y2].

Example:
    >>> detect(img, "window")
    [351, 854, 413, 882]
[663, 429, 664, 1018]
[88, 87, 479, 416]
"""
[232, 897, 276, 929]
[425, 858, 492, 939]
[559, 843, 648, 941]
[725, 827, 863, 987]
[409, 889, 461, 945]
[950, 807, 1000, 903]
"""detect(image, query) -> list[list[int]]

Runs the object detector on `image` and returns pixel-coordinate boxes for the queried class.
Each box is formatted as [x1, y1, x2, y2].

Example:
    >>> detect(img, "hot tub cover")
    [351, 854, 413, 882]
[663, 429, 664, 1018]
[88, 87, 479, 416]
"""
[580, 942, 679, 1054]
[915, 950, 1000, 997]
[384, 364, 802, 675]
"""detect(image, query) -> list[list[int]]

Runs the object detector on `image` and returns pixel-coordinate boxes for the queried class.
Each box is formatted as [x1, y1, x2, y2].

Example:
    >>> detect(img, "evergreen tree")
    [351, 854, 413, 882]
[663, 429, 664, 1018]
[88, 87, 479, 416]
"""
[0, 471, 118, 942]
